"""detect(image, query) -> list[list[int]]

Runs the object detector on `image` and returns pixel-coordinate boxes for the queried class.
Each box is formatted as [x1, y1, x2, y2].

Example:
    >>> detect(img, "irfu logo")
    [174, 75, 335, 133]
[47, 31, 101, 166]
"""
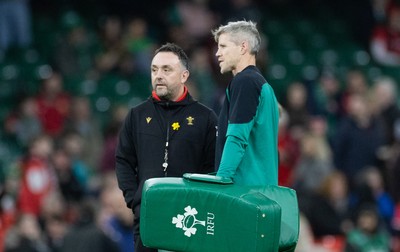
[172, 206, 205, 237]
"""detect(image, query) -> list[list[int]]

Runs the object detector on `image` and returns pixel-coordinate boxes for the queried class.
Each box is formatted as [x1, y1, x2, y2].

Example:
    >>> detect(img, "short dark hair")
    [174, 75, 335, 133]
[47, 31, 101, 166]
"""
[154, 43, 190, 71]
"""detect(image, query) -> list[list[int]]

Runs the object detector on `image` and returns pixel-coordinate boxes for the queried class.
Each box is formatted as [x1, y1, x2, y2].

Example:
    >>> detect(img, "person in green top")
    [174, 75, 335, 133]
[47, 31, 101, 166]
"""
[344, 204, 390, 252]
[212, 20, 280, 185]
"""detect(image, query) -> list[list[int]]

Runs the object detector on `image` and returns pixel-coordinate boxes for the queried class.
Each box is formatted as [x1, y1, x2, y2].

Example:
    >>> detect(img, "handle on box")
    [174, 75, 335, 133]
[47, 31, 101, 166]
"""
[183, 173, 233, 184]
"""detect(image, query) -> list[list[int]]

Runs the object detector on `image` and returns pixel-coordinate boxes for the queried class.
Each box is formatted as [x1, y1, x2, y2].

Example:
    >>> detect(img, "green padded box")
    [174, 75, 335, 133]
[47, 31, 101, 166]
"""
[141, 174, 298, 252]
[182, 174, 300, 251]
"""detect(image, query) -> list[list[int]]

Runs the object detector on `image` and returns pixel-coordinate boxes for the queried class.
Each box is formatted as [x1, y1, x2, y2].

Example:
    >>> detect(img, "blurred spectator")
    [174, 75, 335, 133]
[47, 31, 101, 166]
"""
[302, 171, 353, 239]
[123, 18, 156, 75]
[99, 175, 134, 252]
[51, 148, 85, 205]
[371, 0, 391, 24]
[4, 213, 50, 252]
[353, 166, 395, 231]
[40, 191, 67, 223]
[333, 93, 385, 189]
[309, 70, 344, 143]
[166, 0, 217, 47]
[277, 110, 300, 187]
[165, 25, 191, 52]
[64, 96, 103, 172]
[0, 0, 32, 51]
[0, 183, 16, 252]
[371, 76, 400, 146]
[100, 104, 129, 173]
[94, 15, 129, 76]
[58, 131, 90, 193]
[340, 69, 369, 116]
[35, 72, 72, 137]
[370, 77, 400, 201]
[370, 1, 400, 66]
[188, 45, 218, 107]
[39, 192, 69, 250]
[293, 117, 333, 194]
[59, 199, 120, 252]
[284, 81, 310, 140]
[42, 214, 68, 252]
[4, 96, 42, 148]
[53, 11, 98, 81]
[17, 134, 55, 216]
[344, 204, 391, 252]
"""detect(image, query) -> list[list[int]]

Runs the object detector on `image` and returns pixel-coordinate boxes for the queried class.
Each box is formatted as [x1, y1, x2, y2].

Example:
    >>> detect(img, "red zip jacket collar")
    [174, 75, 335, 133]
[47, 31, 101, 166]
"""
[152, 86, 188, 102]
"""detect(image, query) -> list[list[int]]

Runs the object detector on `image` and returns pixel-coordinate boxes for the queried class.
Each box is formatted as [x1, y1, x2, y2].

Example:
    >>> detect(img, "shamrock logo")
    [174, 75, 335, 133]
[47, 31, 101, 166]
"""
[172, 206, 205, 237]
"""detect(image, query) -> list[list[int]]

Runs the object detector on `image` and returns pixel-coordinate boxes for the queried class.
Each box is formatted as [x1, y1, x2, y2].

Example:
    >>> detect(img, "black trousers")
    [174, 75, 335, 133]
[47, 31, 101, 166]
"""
[135, 234, 158, 252]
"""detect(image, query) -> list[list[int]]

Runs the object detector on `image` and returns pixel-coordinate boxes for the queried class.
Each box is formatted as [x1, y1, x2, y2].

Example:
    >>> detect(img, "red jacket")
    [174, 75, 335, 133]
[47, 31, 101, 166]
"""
[36, 93, 71, 136]
[18, 156, 53, 215]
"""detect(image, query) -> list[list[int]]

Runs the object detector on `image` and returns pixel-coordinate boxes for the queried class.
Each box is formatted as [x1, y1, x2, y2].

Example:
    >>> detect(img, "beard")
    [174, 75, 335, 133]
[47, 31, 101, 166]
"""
[155, 86, 172, 100]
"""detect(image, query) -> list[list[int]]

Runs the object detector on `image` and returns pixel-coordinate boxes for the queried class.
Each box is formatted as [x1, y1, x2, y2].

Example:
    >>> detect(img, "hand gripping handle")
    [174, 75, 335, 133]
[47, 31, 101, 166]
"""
[183, 173, 233, 184]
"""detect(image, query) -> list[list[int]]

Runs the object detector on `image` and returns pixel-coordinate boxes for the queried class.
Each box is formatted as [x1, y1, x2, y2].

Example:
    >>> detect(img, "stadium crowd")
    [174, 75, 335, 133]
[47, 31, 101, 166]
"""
[1, 0, 400, 251]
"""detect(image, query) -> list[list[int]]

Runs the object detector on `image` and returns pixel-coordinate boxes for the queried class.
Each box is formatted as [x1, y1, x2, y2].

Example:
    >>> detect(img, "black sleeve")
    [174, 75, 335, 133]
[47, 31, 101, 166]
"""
[229, 73, 261, 124]
[115, 109, 138, 209]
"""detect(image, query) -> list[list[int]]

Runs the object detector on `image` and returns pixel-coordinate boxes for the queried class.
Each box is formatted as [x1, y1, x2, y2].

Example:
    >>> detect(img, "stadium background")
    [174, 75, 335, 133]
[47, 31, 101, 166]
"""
[0, 0, 400, 251]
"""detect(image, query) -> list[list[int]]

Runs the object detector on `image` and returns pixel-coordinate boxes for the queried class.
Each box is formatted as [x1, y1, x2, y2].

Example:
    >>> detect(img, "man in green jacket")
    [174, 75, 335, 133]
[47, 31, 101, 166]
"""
[213, 20, 279, 186]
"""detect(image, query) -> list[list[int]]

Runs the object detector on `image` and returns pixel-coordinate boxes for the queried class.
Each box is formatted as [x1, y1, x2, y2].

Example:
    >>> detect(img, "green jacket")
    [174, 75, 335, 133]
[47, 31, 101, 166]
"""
[216, 66, 279, 185]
